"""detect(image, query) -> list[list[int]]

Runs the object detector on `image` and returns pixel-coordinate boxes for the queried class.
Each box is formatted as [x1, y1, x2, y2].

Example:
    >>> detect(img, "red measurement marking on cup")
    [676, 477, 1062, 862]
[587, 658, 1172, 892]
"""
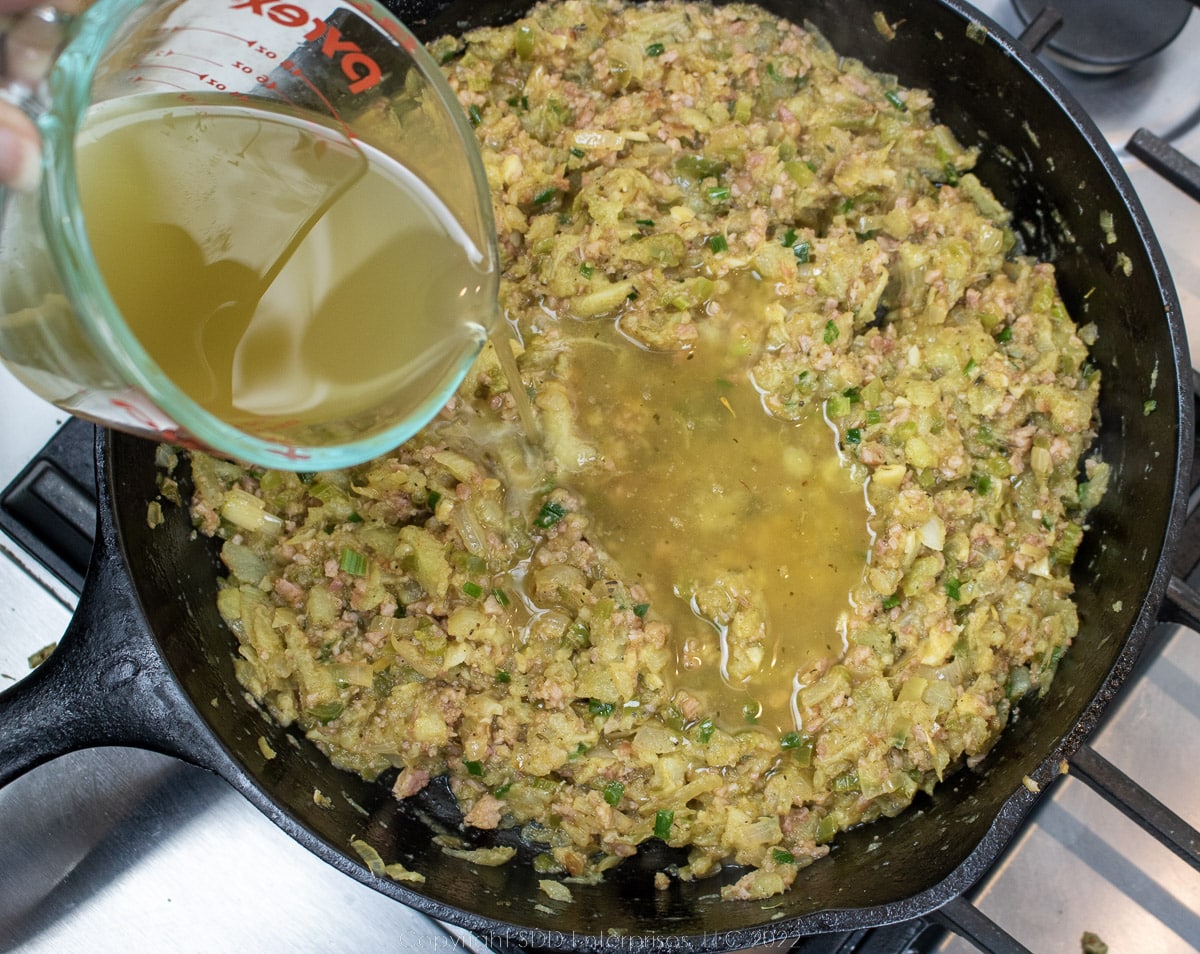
[152, 48, 224, 68]
[164, 28, 284, 60]
[267, 443, 312, 462]
[109, 398, 204, 450]
[133, 48, 230, 90]
[167, 25, 268, 48]
[133, 45, 254, 92]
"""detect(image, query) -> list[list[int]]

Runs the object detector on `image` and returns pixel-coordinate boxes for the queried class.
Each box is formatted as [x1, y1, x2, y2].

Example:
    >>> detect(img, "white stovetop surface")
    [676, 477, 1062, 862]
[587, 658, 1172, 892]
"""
[1, 3, 1199, 952]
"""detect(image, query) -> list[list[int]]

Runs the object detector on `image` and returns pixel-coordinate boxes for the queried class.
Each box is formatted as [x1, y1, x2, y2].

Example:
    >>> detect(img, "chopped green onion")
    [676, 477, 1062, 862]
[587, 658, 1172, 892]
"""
[845, 428, 862, 445]
[579, 262, 594, 279]
[708, 234, 729, 253]
[569, 146, 585, 158]
[706, 185, 731, 203]
[674, 154, 727, 181]
[942, 162, 960, 185]
[945, 578, 962, 601]
[832, 770, 860, 793]
[826, 393, 851, 418]
[865, 410, 882, 425]
[467, 104, 483, 126]
[626, 287, 640, 301]
[839, 197, 855, 214]
[792, 240, 811, 263]
[884, 88, 907, 111]
[996, 326, 1013, 343]
[780, 731, 803, 749]
[971, 473, 992, 494]
[772, 848, 796, 864]
[589, 699, 616, 717]
[339, 547, 367, 576]
[533, 187, 559, 206]
[781, 227, 797, 247]
[645, 42, 665, 56]
[791, 732, 816, 766]
[823, 319, 839, 344]
[696, 718, 716, 743]
[632, 602, 650, 618]
[426, 489, 442, 509]
[308, 701, 345, 724]
[465, 759, 484, 776]
[492, 587, 511, 606]
[882, 593, 901, 610]
[493, 782, 512, 797]
[636, 218, 655, 227]
[347, 511, 364, 523]
[565, 621, 591, 648]
[603, 781, 625, 806]
[964, 357, 978, 375]
[496, 669, 512, 684]
[515, 24, 535, 59]
[462, 581, 484, 599]
[815, 814, 839, 844]
[843, 386, 861, 402]
[534, 500, 568, 528]
[654, 809, 674, 840]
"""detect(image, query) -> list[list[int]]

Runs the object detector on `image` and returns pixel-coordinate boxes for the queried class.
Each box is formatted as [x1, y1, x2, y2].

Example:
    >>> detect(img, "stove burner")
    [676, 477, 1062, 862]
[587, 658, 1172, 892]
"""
[1013, 0, 1194, 74]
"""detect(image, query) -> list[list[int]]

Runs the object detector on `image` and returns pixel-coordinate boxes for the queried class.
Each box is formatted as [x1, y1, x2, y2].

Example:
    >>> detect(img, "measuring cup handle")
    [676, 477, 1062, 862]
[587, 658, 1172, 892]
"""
[0, 471, 224, 789]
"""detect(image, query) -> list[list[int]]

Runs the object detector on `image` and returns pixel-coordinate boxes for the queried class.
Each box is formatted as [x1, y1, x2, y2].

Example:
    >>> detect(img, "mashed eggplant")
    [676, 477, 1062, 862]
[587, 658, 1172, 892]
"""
[189, 0, 1106, 900]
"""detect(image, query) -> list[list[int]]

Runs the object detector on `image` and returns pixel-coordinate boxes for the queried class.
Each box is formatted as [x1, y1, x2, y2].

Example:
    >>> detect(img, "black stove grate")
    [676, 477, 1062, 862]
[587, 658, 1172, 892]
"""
[0, 416, 96, 594]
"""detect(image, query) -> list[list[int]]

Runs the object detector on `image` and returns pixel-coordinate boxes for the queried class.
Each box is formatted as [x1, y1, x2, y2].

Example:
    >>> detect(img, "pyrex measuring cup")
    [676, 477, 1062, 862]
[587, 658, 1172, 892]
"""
[0, 0, 499, 470]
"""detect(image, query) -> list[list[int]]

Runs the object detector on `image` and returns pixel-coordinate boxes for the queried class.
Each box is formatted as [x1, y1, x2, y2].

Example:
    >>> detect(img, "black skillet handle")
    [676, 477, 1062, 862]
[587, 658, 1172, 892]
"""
[0, 461, 225, 789]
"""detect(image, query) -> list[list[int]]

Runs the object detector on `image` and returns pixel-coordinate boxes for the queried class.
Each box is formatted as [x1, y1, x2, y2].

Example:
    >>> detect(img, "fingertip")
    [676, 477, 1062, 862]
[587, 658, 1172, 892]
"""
[0, 111, 41, 191]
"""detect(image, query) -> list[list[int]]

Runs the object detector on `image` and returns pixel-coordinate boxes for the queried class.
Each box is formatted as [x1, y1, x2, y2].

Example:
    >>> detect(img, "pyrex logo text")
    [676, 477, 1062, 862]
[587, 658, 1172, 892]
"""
[230, 0, 383, 93]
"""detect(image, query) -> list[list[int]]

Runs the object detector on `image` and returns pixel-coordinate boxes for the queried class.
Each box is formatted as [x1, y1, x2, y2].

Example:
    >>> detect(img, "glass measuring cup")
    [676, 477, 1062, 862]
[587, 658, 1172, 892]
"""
[0, 0, 499, 470]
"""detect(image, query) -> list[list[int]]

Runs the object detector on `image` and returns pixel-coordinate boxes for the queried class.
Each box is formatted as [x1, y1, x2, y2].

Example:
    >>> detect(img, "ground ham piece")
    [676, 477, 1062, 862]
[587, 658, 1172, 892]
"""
[463, 793, 505, 829]
[392, 769, 431, 800]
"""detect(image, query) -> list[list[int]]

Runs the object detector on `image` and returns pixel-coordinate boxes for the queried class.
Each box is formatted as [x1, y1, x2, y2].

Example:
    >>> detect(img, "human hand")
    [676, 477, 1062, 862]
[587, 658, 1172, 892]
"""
[0, 1, 86, 190]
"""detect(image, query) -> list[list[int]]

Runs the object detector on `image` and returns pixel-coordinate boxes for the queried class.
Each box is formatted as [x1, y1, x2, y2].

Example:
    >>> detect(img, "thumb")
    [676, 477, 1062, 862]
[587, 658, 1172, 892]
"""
[0, 104, 41, 191]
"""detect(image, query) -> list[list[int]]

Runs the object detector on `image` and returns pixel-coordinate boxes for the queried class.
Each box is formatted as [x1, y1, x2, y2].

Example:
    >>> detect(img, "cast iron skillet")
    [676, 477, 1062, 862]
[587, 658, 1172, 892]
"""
[0, 0, 1191, 949]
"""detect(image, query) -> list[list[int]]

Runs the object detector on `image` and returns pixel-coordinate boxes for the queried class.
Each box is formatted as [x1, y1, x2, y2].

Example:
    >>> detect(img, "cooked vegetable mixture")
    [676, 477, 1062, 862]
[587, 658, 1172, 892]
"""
[188, 0, 1107, 900]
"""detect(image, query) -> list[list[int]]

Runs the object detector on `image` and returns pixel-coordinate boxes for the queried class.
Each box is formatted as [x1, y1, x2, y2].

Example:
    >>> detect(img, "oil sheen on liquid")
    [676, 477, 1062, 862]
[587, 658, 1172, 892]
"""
[75, 94, 495, 447]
